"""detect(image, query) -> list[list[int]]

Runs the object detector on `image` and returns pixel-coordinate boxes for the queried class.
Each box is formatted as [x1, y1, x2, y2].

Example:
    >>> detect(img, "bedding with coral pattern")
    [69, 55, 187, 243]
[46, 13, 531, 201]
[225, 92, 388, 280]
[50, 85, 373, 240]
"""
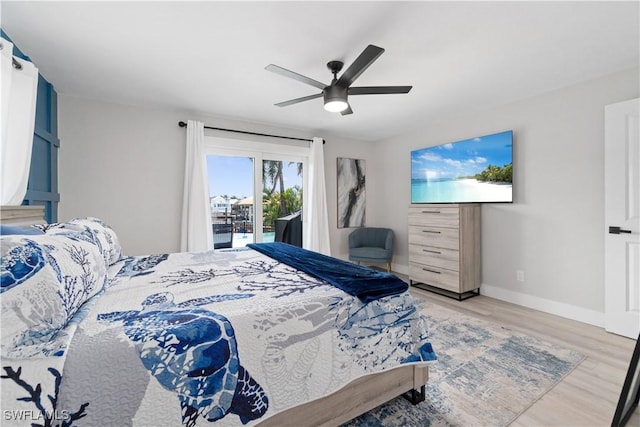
[1, 219, 434, 426]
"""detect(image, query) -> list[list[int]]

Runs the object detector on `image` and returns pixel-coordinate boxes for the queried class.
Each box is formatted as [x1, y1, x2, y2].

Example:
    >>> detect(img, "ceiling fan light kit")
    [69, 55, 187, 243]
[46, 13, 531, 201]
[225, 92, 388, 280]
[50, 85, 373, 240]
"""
[323, 85, 349, 112]
[266, 44, 412, 116]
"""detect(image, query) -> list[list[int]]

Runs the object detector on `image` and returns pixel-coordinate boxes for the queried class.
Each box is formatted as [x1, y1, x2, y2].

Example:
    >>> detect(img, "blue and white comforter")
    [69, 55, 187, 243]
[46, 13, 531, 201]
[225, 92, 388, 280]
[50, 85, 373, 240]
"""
[1, 221, 435, 426]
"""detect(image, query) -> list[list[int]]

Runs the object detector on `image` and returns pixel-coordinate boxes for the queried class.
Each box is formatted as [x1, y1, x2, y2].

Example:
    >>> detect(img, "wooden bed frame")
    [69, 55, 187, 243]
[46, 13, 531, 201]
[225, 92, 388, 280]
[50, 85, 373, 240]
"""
[0, 210, 430, 426]
[259, 364, 429, 426]
[0, 205, 46, 226]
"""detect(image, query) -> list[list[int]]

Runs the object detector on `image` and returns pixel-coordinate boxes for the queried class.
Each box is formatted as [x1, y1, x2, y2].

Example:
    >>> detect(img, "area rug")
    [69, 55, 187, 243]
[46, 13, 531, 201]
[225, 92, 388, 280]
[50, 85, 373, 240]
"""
[344, 300, 585, 426]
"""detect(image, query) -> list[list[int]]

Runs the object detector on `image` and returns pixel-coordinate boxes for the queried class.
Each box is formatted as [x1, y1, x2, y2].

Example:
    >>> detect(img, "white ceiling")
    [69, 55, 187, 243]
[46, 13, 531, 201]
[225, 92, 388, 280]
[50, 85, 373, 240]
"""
[2, 1, 639, 142]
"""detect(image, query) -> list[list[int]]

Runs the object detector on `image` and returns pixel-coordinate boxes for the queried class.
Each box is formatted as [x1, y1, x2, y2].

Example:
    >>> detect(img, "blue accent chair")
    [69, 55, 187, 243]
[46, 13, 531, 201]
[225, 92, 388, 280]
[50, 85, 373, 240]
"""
[348, 227, 394, 272]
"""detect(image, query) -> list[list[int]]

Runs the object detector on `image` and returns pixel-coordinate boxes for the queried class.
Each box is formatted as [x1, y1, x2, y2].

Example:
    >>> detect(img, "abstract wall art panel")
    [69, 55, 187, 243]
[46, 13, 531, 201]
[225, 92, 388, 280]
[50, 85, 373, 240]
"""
[337, 158, 366, 228]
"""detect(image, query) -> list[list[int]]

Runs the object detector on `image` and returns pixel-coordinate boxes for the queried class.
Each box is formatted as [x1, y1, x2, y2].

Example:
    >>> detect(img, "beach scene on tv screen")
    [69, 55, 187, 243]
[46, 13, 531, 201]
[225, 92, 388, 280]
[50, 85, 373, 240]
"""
[411, 130, 513, 203]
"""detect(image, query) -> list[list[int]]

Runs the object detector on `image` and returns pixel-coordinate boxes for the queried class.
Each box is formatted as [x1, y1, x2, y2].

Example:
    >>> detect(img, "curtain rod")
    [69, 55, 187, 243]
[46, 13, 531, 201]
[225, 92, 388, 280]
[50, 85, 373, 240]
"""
[0, 42, 24, 70]
[178, 121, 323, 144]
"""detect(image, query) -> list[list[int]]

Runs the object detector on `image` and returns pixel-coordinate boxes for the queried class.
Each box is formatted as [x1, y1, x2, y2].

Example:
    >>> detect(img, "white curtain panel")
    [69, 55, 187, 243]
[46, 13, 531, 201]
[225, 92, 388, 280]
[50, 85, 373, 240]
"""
[303, 137, 331, 255]
[0, 38, 39, 205]
[1, 39, 13, 151]
[180, 120, 213, 252]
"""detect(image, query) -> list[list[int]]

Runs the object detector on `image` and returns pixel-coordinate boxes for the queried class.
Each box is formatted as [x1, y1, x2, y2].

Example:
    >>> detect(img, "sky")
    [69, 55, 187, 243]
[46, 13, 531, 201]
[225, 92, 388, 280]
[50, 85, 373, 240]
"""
[207, 155, 302, 198]
[410, 130, 513, 180]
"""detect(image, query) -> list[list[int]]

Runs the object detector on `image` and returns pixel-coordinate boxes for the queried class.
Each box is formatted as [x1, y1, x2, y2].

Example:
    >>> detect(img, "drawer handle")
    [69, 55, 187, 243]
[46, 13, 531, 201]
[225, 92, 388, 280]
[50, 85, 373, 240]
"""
[422, 268, 441, 274]
[421, 210, 441, 214]
[422, 230, 441, 234]
[422, 249, 441, 254]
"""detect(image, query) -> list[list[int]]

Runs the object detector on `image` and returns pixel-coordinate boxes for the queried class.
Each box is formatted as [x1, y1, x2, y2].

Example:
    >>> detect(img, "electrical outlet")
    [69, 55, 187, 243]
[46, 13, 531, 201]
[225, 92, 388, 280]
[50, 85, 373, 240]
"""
[516, 270, 525, 282]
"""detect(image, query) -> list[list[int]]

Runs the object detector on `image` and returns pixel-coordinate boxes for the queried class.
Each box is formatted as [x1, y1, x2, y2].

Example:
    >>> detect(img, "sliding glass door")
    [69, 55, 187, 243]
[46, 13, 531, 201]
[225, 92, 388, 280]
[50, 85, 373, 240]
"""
[206, 154, 254, 248]
[262, 159, 303, 244]
[205, 138, 307, 248]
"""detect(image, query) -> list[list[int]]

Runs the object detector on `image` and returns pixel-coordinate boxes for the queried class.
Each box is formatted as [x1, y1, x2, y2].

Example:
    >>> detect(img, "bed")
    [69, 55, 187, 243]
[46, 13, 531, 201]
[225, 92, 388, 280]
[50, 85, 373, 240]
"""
[0, 217, 435, 426]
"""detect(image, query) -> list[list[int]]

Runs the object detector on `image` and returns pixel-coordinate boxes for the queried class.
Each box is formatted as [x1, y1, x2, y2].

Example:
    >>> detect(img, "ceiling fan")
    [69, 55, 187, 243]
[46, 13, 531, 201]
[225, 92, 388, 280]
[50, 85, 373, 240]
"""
[265, 44, 412, 116]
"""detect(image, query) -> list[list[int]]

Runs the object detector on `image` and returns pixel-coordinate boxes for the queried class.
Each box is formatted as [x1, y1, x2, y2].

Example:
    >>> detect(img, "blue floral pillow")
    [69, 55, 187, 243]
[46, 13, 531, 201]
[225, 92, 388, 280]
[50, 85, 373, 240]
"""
[37, 217, 122, 266]
[0, 232, 108, 357]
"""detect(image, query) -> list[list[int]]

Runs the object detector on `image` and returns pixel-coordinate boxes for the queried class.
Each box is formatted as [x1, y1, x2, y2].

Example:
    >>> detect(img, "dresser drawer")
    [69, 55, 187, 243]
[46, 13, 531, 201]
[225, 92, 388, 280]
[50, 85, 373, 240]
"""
[408, 225, 459, 250]
[409, 244, 459, 271]
[410, 263, 460, 293]
[409, 207, 459, 228]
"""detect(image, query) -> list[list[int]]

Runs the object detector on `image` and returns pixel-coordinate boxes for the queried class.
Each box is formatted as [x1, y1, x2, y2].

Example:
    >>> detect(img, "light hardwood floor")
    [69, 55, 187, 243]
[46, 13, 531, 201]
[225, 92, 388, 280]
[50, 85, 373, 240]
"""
[407, 285, 639, 426]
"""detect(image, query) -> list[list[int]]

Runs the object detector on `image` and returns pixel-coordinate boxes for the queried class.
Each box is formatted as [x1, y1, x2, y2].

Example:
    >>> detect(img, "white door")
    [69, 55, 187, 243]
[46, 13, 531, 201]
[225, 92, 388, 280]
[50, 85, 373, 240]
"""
[605, 98, 640, 338]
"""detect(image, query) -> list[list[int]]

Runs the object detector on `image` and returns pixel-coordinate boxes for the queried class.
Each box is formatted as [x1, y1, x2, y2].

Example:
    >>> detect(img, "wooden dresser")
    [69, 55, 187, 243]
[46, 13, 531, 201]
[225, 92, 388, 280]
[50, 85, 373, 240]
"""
[408, 204, 480, 300]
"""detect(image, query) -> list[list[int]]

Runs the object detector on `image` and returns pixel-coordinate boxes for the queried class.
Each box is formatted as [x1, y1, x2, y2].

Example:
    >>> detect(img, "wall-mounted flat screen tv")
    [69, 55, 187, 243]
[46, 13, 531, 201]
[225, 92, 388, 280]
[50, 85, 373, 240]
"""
[411, 130, 513, 204]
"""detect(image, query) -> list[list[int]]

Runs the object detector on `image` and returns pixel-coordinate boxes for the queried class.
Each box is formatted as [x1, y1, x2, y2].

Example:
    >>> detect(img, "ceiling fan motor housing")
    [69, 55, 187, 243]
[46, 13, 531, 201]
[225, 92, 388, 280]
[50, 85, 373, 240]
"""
[324, 84, 348, 104]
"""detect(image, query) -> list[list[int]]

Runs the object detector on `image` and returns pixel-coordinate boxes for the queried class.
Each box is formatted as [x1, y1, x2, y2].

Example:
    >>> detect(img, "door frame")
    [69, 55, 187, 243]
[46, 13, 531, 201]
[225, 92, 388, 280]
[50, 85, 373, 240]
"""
[204, 136, 309, 245]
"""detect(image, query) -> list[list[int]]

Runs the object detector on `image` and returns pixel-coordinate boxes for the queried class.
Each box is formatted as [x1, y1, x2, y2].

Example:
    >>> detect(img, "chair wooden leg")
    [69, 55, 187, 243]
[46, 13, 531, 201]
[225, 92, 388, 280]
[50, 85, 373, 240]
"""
[386, 262, 391, 272]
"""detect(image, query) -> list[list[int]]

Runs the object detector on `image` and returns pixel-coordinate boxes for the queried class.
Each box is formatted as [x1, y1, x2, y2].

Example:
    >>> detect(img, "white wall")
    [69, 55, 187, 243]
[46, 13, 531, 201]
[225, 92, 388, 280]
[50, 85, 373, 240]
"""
[58, 96, 372, 257]
[58, 100, 184, 255]
[369, 68, 639, 325]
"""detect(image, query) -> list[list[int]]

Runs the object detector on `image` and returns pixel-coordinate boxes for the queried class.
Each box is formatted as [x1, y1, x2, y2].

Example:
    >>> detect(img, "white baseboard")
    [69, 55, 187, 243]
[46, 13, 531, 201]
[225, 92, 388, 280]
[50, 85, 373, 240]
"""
[480, 283, 605, 328]
[394, 265, 604, 327]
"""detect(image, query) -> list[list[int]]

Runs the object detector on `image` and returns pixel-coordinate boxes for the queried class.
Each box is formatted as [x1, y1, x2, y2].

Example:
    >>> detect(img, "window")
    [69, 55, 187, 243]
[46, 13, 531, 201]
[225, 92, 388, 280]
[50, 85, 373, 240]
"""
[205, 137, 308, 248]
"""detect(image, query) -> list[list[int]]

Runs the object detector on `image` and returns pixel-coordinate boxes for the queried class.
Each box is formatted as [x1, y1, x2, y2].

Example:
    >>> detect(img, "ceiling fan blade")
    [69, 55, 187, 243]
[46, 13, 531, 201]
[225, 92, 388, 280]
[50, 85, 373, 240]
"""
[336, 45, 385, 88]
[265, 64, 327, 90]
[341, 104, 353, 116]
[275, 93, 323, 107]
[349, 86, 412, 95]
